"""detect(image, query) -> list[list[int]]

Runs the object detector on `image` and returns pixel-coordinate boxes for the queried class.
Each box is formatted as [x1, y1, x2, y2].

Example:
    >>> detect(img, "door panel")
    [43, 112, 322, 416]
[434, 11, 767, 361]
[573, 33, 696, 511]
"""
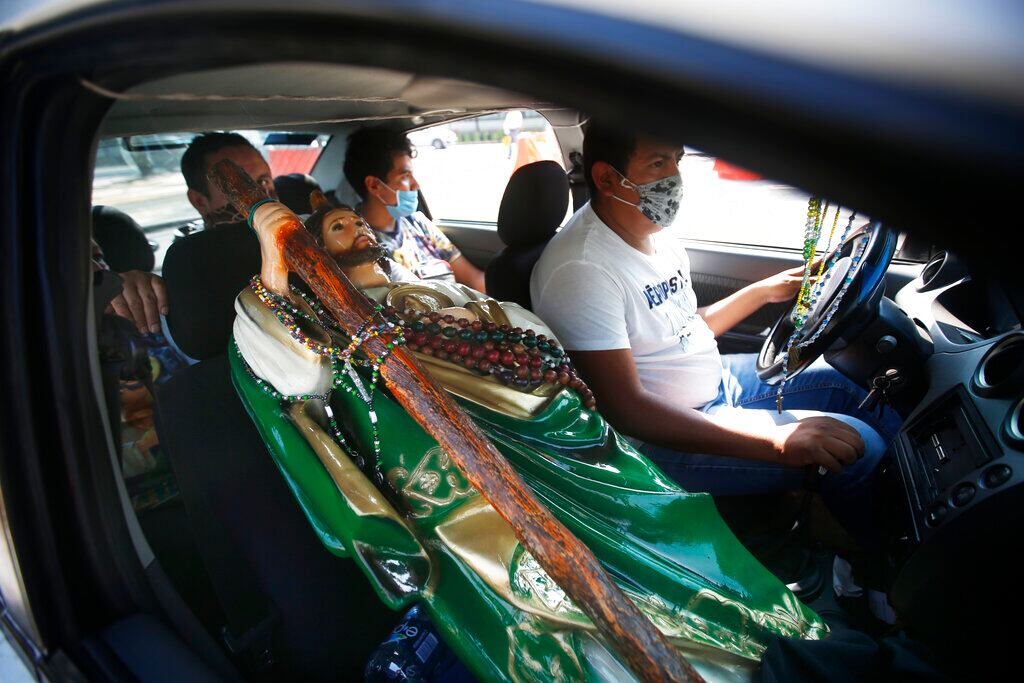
[436, 220, 504, 270]
[685, 242, 800, 354]
[688, 271, 789, 336]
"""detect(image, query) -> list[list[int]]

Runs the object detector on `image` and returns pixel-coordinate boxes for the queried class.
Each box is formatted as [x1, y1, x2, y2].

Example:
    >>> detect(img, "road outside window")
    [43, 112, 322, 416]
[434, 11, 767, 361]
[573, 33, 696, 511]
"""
[412, 111, 571, 225]
[672, 151, 859, 252]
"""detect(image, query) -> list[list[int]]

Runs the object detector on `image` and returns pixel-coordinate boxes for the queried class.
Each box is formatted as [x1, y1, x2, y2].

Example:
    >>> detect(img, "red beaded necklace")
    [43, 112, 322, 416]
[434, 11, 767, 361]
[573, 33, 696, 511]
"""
[397, 309, 596, 409]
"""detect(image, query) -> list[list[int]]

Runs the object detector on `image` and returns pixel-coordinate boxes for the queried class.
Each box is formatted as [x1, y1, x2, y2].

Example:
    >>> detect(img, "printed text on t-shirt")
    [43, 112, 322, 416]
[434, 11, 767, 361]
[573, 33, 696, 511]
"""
[642, 270, 688, 309]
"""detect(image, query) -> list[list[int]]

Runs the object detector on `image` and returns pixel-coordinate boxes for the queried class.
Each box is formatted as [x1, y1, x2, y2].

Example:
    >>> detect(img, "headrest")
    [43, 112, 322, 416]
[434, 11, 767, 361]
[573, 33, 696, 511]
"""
[274, 173, 322, 215]
[497, 161, 569, 248]
[162, 222, 261, 360]
[92, 205, 155, 273]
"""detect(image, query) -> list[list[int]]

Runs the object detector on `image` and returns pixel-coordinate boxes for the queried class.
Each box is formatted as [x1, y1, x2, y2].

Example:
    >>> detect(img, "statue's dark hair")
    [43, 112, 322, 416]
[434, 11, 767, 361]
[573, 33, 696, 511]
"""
[343, 125, 415, 200]
[303, 202, 355, 246]
[180, 131, 259, 196]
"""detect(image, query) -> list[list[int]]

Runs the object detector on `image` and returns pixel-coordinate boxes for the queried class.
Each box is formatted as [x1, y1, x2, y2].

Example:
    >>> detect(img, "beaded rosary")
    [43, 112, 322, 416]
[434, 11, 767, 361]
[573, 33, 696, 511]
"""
[243, 276, 406, 474]
[776, 200, 860, 413]
[240, 275, 597, 476]
[793, 198, 825, 321]
[397, 311, 596, 409]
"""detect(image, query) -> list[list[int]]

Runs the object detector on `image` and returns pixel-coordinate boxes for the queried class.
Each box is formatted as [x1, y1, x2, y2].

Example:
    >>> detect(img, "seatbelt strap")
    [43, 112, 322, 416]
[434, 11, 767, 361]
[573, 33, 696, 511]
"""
[417, 190, 433, 221]
[567, 151, 588, 212]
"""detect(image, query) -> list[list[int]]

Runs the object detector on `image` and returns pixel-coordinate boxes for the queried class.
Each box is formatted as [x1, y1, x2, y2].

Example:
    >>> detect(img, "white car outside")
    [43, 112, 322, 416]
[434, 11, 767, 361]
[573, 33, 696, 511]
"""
[407, 124, 458, 149]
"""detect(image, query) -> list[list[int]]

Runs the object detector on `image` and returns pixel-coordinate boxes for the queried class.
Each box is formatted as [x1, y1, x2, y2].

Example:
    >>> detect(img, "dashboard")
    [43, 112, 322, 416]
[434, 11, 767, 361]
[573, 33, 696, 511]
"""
[871, 250, 1023, 669]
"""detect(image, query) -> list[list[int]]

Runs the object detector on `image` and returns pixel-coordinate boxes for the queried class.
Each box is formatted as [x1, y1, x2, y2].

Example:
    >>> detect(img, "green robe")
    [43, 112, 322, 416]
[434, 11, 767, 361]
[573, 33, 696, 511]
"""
[230, 286, 827, 682]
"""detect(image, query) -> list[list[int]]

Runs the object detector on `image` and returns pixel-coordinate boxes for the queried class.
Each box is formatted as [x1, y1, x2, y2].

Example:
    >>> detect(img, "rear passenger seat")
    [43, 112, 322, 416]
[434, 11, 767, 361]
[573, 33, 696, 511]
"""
[273, 173, 321, 215]
[92, 205, 156, 273]
[156, 222, 392, 679]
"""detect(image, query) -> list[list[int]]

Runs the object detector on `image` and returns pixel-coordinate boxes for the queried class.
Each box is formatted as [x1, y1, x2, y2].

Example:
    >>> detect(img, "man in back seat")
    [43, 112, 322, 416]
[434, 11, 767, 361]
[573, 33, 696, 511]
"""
[156, 133, 280, 361]
[181, 132, 278, 229]
[343, 125, 487, 292]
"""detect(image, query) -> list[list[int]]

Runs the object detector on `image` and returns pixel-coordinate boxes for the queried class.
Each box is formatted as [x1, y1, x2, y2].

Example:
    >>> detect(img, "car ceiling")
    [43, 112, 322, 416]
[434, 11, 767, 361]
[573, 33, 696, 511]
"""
[12, 0, 1023, 110]
[95, 62, 565, 137]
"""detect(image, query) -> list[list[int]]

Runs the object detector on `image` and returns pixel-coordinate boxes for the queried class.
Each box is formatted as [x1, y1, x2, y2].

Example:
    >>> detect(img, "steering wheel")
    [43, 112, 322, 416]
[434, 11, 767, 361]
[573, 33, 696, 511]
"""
[756, 221, 898, 384]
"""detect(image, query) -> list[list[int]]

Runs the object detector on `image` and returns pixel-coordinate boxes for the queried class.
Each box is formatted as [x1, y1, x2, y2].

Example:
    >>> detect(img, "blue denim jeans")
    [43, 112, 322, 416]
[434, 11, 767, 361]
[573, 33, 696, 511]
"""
[639, 353, 902, 548]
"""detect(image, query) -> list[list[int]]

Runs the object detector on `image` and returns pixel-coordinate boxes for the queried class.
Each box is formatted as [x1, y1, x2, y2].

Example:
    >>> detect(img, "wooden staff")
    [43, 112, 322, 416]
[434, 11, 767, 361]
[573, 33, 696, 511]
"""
[210, 159, 703, 683]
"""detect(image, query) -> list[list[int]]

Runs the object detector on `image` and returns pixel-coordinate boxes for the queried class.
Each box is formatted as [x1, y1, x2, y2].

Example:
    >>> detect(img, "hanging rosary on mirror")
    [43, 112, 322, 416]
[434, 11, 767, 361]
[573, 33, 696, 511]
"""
[776, 197, 859, 413]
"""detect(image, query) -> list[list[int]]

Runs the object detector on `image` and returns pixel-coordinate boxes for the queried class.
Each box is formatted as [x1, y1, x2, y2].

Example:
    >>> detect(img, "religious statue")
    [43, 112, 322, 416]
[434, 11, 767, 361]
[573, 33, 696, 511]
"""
[220, 164, 827, 682]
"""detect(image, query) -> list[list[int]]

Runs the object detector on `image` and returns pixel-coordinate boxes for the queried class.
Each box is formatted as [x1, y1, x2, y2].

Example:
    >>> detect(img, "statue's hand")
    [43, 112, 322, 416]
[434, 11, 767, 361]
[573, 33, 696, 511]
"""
[252, 202, 302, 296]
[208, 158, 293, 296]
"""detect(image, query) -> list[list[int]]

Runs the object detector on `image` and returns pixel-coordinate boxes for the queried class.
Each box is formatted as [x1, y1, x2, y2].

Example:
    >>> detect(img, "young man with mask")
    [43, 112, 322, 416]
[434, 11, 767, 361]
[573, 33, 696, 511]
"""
[530, 123, 901, 586]
[343, 125, 486, 292]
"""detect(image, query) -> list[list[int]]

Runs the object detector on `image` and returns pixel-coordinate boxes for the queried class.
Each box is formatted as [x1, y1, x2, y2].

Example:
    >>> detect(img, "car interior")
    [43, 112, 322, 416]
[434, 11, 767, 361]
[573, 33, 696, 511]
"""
[4, 4, 1021, 681]
[77, 57, 1024, 682]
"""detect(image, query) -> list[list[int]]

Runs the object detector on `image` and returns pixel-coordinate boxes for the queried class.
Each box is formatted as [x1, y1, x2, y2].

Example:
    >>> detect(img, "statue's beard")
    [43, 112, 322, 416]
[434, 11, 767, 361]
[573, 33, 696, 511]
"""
[332, 244, 389, 269]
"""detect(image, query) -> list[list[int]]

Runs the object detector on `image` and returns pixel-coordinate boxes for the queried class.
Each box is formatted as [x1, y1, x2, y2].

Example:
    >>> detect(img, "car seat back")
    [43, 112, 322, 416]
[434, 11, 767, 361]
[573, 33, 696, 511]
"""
[93, 205, 155, 273]
[163, 223, 261, 361]
[157, 225, 392, 679]
[273, 173, 322, 215]
[485, 161, 569, 308]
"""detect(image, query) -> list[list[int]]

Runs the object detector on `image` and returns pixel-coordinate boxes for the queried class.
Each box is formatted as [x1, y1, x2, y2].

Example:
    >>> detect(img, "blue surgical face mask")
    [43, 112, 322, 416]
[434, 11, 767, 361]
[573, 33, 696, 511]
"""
[378, 180, 419, 219]
[610, 168, 683, 228]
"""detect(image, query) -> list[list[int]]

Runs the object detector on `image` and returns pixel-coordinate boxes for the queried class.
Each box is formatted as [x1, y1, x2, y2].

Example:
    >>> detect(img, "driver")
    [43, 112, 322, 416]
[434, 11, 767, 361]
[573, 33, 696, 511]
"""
[530, 122, 901, 549]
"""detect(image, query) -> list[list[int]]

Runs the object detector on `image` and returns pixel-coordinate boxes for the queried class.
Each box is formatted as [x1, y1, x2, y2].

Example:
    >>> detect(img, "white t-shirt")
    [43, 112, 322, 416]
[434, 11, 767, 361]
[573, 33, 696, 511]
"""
[530, 203, 723, 409]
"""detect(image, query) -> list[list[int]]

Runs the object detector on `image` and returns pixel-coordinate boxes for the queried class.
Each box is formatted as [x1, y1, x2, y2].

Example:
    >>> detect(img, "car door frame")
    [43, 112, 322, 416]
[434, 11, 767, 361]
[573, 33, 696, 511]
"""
[0, 0, 1017, 679]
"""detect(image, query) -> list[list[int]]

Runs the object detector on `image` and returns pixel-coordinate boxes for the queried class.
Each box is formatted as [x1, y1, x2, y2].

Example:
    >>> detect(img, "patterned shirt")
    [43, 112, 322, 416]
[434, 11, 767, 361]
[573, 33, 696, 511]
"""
[365, 210, 461, 283]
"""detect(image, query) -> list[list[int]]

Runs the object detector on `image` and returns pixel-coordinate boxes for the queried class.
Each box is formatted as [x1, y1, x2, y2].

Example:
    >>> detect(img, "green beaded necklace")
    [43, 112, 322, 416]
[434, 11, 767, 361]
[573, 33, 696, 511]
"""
[777, 201, 859, 413]
[240, 276, 406, 476]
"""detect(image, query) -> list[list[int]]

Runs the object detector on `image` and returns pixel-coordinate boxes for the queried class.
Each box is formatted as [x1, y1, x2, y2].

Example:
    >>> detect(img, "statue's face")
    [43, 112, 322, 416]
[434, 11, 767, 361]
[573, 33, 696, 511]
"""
[321, 207, 377, 257]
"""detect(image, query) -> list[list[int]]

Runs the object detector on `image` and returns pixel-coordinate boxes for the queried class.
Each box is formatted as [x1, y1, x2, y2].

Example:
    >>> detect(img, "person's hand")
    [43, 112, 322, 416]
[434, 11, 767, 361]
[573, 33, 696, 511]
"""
[771, 416, 864, 473]
[107, 270, 168, 334]
[755, 262, 820, 304]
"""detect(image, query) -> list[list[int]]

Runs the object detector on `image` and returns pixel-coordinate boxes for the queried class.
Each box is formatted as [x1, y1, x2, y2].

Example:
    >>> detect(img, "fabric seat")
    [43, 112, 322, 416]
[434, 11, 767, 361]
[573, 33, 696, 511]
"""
[273, 173, 321, 215]
[93, 205, 156, 272]
[163, 223, 261, 360]
[157, 224, 392, 680]
[484, 160, 569, 309]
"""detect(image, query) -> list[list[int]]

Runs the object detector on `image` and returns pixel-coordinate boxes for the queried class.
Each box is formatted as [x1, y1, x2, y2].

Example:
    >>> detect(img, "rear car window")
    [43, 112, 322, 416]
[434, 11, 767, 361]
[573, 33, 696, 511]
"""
[91, 131, 327, 272]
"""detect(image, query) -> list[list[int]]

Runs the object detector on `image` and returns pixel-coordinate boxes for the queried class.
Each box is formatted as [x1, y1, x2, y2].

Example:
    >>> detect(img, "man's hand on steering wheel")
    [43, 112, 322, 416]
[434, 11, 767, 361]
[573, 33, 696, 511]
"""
[755, 260, 822, 305]
[771, 416, 865, 473]
[757, 222, 898, 384]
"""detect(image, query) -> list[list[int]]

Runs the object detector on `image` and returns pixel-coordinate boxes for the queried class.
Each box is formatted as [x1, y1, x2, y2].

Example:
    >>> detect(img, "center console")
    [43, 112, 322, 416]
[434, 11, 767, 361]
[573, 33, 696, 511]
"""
[875, 266, 1024, 670]
[892, 386, 1003, 536]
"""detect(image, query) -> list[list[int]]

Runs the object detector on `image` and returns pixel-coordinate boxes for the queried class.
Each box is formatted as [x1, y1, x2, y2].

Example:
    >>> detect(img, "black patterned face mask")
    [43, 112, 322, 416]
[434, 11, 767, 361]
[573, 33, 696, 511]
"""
[205, 203, 246, 227]
[611, 169, 684, 228]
